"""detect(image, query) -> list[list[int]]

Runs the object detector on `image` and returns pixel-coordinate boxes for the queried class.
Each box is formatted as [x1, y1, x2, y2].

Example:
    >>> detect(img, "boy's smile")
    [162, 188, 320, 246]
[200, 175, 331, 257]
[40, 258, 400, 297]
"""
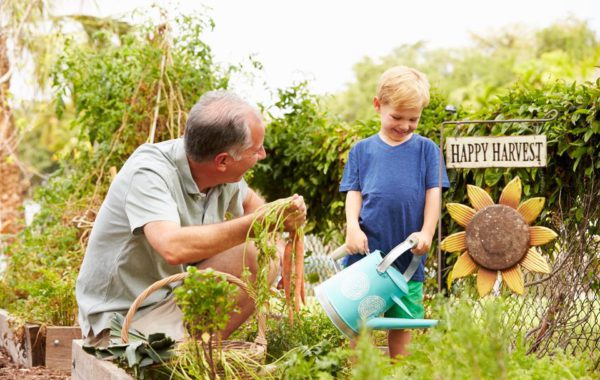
[374, 97, 422, 146]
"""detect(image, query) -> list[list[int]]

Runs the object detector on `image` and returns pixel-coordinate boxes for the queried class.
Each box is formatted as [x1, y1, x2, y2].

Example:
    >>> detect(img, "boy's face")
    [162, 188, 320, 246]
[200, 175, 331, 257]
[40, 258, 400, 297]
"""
[374, 97, 422, 145]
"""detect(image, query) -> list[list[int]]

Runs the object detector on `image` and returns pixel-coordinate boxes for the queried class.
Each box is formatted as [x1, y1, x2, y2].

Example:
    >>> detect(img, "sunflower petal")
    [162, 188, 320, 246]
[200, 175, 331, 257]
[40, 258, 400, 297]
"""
[501, 266, 524, 295]
[498, 177, 522, 209]
[447, 203, 476, 227]
[477, 268, 497, 297]
[453, 252, 478, 278]
[517, 197, 545, 224]
[521, 247, 551, 274]
[447, 270, 454, 290]
[440, 231, 466, 253]
[529, 226, 558, 246]
[467, 185, 494, 211]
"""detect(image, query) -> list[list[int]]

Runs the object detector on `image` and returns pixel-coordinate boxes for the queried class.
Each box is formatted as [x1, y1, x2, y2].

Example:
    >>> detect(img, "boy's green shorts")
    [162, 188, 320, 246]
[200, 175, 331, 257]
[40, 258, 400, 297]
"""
[384, 281, 424, 319]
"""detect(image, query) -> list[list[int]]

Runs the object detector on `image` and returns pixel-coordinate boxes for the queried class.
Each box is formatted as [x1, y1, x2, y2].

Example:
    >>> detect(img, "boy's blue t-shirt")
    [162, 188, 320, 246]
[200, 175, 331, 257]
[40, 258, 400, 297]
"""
[340, 133, 450, 282]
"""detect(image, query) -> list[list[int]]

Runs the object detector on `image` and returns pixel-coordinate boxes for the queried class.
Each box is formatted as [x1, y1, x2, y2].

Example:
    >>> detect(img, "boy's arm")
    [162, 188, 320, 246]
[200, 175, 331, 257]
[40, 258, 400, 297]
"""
[345, 191, 369, 254]
[410, 187, 442, 255]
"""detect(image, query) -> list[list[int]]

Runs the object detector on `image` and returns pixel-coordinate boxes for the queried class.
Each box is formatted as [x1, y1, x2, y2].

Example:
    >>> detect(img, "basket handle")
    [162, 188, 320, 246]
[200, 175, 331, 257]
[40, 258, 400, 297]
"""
[120, 270, 267, 347]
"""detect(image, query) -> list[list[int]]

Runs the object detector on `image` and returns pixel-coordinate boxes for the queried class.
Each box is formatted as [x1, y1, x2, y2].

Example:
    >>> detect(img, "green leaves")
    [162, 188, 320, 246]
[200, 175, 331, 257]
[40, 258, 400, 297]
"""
[83, 313, 176, 379]
[174, 267, 239, 338]
[277, 342, 351, 379]
[172, 267, 240, 378]
[390, 297, 597, 379]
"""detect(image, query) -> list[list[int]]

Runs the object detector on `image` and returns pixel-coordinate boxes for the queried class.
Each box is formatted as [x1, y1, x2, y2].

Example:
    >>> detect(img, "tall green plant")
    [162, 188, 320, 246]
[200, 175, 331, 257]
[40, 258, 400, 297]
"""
[1, 13, 234, 325]
[350, 328, 392, 380]
[173, 267, 239, 380]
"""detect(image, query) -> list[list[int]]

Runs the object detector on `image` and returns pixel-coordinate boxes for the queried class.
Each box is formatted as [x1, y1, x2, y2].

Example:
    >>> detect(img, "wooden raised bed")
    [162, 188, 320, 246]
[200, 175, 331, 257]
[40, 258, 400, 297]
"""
[45, 325, 82, 370]
[0, 309, 43, 368]
[71, 339, 132, 380]
[0, 308, 81, 371]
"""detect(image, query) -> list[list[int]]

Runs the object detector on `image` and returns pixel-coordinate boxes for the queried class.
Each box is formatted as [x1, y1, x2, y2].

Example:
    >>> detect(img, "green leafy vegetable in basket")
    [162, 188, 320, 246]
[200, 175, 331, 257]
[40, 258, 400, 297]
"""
[173, 266, 239, 379]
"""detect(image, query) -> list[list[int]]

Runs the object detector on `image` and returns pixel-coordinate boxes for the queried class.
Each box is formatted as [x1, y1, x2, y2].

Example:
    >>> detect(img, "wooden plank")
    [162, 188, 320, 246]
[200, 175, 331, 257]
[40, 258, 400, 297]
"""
[45, 326, 81, 370]
[25, 323, 44, 367]
[71, 339, 132, 380]
[0, 308, 43, 367]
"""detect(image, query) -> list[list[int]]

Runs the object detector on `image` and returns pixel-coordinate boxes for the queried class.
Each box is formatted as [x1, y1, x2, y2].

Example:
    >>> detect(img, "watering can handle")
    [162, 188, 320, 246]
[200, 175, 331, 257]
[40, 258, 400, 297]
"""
[376, 237, 419, 274]
[330, 244, 349, 260]
[330, 244, 372, 261]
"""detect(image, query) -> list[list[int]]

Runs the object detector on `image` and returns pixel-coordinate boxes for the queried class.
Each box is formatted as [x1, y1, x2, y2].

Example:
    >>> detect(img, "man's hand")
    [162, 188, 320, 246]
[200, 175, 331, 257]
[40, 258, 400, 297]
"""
[345, 224, 369, 254]
[409, 231, 433, 256]
[282, 194, 307, 232]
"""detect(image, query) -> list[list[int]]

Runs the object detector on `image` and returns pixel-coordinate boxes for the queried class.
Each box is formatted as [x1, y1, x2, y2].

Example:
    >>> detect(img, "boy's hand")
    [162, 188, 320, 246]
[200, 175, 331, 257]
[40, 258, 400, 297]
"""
[345, 225, 369, 254]
[409, 231, 433, 256]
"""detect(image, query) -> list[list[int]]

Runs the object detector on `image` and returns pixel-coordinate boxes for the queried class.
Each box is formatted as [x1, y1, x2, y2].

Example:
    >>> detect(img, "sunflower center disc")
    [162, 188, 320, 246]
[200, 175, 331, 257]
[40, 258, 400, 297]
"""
[465, 204, 529, 271]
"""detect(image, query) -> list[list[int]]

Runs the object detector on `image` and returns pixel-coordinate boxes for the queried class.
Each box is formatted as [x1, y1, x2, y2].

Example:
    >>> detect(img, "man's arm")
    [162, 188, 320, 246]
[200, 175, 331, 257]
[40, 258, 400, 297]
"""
[242, 188, 265, 214]
[144, 215, 257, 265]
[144, 191, 306, 265]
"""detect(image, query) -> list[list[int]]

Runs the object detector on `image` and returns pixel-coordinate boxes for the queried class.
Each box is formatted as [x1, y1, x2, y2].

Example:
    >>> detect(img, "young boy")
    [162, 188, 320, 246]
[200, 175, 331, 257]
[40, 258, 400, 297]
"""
[340, 65, 449, 358]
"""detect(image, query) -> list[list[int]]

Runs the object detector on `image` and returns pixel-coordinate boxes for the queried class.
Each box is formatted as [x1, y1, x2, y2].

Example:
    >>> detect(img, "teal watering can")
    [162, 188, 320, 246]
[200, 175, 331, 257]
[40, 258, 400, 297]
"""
[315, 237, 438, 338]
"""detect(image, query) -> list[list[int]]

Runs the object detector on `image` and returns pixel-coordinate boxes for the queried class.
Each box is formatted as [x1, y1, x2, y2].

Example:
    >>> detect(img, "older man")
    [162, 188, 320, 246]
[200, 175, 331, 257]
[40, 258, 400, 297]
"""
[76, 90, 306, 346]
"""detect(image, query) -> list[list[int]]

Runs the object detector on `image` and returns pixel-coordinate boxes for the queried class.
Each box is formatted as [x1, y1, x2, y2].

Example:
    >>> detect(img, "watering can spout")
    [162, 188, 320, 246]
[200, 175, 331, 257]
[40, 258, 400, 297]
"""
[361, 294, 438, 330]
[365, 317, 438, 330]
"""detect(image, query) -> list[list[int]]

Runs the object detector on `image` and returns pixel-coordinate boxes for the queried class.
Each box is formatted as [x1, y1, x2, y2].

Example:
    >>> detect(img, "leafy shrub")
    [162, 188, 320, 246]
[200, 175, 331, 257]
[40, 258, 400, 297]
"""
[391, 296, 597, 379]
[446, 78, 600, 216]
[231, 300, 346, 362]
[2, 190, 82, 324]
[265, 303, 346, 362]
[275, 341, 351, 380]
[254, 79, 599, 236]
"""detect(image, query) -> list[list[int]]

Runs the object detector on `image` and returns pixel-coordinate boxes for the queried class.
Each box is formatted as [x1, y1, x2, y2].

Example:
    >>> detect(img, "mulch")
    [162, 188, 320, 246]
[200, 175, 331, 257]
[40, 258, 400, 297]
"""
[0, 346, 70, 380]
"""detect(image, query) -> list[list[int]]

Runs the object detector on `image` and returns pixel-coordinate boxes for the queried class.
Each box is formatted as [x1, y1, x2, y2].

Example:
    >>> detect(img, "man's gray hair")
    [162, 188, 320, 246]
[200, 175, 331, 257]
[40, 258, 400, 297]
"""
[184, 90, 260, 162]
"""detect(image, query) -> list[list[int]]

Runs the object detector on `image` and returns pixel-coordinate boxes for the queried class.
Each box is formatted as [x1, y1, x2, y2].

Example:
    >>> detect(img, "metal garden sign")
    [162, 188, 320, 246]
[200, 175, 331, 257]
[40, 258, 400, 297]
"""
[436, 109, 558, 292]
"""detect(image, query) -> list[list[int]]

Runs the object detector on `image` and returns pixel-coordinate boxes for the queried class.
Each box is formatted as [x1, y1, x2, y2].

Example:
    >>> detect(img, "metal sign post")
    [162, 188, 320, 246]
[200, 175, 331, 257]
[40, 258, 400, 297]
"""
[436, 109, 558, 292]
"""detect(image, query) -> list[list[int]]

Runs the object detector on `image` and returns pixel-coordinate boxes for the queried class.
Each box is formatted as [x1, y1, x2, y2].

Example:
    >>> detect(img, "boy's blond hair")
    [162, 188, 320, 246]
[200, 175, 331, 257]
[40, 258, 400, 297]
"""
[376, 66, 430, 110]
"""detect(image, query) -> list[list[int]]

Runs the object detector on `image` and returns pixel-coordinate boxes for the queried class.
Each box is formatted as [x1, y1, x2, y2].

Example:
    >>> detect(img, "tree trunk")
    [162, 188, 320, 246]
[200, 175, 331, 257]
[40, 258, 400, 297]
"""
[0, 33, 26, 247]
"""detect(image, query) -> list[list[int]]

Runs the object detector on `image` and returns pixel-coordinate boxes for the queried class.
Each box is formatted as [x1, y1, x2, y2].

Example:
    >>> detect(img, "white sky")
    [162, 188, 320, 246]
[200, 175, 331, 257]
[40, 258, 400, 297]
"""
[15, 0, 600, 104]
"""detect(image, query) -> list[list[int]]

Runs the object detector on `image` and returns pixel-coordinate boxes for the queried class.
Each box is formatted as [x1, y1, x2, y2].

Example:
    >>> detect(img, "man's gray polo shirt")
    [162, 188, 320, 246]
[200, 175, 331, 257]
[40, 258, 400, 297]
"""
[76, 138, 248, 337]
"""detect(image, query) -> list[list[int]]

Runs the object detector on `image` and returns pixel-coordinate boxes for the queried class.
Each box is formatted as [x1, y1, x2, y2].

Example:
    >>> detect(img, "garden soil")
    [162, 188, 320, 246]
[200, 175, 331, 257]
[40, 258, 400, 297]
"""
[0, 347, 70, 379]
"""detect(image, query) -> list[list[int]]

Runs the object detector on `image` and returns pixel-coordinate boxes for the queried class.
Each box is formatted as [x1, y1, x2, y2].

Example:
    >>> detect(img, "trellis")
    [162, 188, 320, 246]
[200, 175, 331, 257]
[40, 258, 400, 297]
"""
[506, 178, 599, 362]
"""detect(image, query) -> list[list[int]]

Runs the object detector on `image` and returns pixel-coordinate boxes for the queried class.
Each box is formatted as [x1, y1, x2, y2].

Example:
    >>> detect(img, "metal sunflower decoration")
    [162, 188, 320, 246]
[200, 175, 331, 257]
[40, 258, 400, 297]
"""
[441, 177, 557, 297]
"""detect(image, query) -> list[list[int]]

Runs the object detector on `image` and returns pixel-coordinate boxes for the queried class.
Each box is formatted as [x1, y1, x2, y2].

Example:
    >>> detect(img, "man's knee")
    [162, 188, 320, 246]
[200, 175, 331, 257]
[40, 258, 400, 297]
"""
[196, 242, 279, 284]
[241, 244, 279, 284]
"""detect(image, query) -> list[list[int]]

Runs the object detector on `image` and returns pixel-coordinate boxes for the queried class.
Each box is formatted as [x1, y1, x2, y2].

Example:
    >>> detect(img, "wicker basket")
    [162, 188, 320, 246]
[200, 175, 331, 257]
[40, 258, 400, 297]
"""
[120, 270, 267, 364]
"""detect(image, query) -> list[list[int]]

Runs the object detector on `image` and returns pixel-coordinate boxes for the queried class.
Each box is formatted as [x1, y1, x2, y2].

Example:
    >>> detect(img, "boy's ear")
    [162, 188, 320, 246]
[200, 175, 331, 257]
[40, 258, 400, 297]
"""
[214, 152, 230, 172]
[373, 96, 381, 112]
